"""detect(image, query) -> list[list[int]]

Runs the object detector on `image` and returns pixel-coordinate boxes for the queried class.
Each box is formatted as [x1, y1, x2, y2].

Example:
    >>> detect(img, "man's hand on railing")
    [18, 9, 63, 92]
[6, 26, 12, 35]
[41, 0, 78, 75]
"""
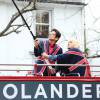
[48, 66, 56, 74]
[44, 59, 56, 74]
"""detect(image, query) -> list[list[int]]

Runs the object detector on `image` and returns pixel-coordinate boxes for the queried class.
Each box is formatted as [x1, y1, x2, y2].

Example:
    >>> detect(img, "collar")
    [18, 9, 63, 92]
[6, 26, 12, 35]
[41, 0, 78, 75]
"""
[49, 43, 55, 48]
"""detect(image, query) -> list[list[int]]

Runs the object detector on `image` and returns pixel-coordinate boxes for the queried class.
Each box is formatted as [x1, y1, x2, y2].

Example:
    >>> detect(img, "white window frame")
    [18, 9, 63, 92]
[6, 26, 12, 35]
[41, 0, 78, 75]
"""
[34, 10, 52, 38]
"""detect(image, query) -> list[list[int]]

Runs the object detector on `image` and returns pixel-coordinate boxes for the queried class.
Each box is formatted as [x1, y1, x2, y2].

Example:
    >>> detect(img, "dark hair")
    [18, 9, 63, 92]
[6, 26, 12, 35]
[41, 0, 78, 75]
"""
[51, 29, 61, 39]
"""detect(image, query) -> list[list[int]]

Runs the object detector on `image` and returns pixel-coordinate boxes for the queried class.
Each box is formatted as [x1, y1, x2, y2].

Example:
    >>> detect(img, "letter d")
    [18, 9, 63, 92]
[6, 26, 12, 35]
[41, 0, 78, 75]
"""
[67, 84, 78, 98]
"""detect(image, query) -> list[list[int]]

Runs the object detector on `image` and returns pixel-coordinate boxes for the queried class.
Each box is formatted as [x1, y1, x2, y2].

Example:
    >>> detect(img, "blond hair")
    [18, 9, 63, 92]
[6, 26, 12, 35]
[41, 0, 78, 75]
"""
[68, 39, 80, 48]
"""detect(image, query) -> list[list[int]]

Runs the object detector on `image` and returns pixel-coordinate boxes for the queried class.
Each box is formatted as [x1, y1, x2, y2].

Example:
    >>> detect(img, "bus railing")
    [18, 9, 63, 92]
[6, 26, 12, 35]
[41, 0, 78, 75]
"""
[0, 63, 100, 67]
[0, 63, 99, 77]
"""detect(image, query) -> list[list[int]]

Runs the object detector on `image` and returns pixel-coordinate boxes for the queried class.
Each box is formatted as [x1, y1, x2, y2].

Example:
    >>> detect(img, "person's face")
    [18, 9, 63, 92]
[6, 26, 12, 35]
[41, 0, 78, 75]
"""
[68, 41, 74, 49]
[48, 31, 56, 44]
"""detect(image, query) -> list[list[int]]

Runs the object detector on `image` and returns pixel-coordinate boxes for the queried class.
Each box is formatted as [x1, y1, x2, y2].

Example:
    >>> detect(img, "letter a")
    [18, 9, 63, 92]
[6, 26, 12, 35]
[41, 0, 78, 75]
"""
[34, 84, 47, 99]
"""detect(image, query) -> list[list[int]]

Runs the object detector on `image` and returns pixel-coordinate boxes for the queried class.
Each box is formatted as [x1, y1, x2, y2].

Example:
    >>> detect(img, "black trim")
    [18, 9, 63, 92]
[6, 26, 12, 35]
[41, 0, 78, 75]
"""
[17, 0, 86, 6]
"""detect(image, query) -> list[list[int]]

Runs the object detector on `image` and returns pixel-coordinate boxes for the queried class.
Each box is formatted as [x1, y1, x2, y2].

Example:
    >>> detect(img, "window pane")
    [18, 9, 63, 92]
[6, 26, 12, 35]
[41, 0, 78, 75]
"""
[36, 12, 49, 23]
[36, 25, 49, 38]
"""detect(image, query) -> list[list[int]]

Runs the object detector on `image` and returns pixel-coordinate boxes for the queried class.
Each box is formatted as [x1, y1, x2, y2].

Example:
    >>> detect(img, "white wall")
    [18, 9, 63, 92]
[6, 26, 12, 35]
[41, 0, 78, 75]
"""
[53, 6, 83, 51]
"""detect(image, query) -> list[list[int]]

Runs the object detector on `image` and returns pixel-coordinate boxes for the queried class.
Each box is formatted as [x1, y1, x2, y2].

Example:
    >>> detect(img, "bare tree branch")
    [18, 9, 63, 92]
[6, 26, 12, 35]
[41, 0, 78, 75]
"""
[88, 55, 100, 58]
[93, 17, 100, 25]
[0, 1, 36, 37]
[88, 28, 100, 34]
[3, 23, 25, 37]
[87, 38, 100, 44]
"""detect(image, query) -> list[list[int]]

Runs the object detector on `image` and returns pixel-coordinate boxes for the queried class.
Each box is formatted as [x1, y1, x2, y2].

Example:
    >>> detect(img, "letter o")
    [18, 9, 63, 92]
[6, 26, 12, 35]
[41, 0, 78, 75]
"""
[3, 84, 18, 99]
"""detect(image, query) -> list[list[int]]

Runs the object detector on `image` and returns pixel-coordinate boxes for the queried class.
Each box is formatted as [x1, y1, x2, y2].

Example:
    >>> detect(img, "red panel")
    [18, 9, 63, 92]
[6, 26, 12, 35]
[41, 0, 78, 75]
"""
[0, 76, 100, 82]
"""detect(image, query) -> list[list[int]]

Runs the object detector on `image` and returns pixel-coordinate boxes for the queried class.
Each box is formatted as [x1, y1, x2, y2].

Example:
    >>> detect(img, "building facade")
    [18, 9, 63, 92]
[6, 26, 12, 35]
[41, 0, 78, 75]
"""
[0, 0, 85, 75]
